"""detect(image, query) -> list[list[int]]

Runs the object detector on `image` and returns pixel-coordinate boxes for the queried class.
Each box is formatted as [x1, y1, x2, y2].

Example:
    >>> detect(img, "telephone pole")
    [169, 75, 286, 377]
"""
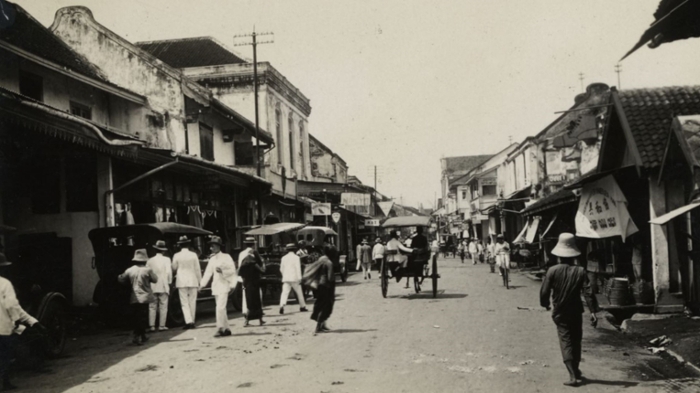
[578, 72, 585, 92]
[615, 64, 622, 89]
[234, 29, 274, 225]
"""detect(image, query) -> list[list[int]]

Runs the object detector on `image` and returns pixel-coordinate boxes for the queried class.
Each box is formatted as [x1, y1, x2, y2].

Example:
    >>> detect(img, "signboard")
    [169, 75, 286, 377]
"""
[365, 219, 380, 227]
[341, 193, 371, 215]
[332, 212, 341, 223]
[481, 178, 497, 186]
[378, 201, 394, 217]
[311, 202, 332, 216]
[304, 213, 314, 223]
[575, 175, 638, 241]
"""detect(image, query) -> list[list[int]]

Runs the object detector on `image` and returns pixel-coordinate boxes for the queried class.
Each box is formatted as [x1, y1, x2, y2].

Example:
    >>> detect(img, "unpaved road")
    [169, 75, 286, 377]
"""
[15, 257, 700, 392]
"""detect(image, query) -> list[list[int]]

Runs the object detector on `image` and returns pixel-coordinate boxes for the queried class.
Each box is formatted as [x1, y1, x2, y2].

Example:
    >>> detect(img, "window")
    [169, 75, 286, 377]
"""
[288, 114, 295, 170]
[275, 104, 282, 163]
[199, 123, 214, 161]
[19, 71, 43, 101]
[70, 101, 92, 120]
[461, 190, 467, 200]
[298, 121, 305, 166]
[482, 185, 497, 196]
[234, 141, 254, 165]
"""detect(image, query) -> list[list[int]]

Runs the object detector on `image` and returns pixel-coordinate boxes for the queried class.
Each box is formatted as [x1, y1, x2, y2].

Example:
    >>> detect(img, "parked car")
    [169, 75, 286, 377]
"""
[88, 223, 242, 327]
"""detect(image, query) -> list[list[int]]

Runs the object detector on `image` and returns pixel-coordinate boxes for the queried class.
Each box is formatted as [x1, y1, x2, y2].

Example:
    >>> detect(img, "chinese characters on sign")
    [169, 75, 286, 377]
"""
[575, 175, 638, 241]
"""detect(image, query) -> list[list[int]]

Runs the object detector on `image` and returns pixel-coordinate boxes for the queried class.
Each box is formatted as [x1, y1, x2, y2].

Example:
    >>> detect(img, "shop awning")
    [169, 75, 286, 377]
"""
[526, 217, 541, 243]
[650, 201, 700, 225]
[382, 216, 431, 228]
[541, 213, 558, 238]
[245, 222, 306, 236]
[502, 185, 532, 202]
[521, 188, 578, 216]
[513, 223, 529, 244]
[564, 166, 637, 190]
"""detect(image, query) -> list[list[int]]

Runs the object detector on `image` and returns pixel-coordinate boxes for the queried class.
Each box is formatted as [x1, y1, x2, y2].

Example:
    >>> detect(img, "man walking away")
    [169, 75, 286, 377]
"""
[457, 241, 465, 263]
[540, 233, 598, 387]
[118, 249, 158, 346]
[469, 239, 478, 265]
[147, 240, 172, 332]
[359, 239, 372, 279]
[280, 243, 308, 314]
[172, 236, 201, 329]
[200, 236, 237, 337]
[0, 253, 46, 391]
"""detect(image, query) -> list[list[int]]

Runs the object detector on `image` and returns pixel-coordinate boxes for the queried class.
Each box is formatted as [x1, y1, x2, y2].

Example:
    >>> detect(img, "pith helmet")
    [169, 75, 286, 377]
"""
[551, 233, 581, 258]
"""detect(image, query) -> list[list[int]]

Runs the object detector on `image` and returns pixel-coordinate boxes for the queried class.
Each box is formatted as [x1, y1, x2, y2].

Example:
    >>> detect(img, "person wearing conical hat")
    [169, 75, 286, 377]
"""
[118, 249, 158, 346]
[540, 233, 599, 387]
[172, 236, 201, 330]
[147, 240, 172, 332]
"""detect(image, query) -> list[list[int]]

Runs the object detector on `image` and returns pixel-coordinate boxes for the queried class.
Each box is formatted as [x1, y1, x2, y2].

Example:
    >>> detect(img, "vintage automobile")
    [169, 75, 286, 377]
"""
[88, 223, 242, 327]
[296, 226, 348, 283]
[1, 224, 69, 358]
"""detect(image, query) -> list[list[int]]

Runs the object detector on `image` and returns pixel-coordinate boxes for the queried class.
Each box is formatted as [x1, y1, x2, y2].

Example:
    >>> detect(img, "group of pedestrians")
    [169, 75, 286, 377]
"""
[455, 238, 486, 264]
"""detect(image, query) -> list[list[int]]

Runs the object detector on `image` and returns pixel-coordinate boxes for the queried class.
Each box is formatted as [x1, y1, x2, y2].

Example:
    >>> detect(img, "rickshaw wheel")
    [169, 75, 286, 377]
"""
[432, 256, 438, 298]
[414, 277, 420, 294]
[380, 259, 388, 298]
[37, 293, 68, 358]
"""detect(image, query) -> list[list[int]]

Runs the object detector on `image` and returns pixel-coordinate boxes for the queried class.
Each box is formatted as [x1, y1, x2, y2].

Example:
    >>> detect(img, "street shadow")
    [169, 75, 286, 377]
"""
[324, 328, 378, 334]
[507, 285, 525, 289]
[336, 281, 361, 287]
[227, 331, 273, 338]
[257, 323, 296, 327]
[579, 378, 638, 388]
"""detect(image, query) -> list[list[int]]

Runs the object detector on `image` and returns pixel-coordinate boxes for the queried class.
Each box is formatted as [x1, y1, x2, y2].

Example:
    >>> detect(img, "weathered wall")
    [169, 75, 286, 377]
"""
[50, 7, 185, 151]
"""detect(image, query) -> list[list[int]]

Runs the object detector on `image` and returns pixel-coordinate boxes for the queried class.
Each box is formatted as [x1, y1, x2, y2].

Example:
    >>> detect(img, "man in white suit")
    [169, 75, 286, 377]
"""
[147, 240, 172, 332]
[200, 236, 237, 337]
[279, 243, 307, 315]
[172, 236, 201, 329]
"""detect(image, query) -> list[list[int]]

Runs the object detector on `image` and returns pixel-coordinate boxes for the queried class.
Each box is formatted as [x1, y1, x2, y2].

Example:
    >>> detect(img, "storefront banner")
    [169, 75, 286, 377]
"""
[341, 193, 371, 207]
[575, 175, 638, 241]
[378, 201, 394, 217]
[365, 219, 380, 227]
[525, 217, 540, 244]
[311, 202, 332, 216]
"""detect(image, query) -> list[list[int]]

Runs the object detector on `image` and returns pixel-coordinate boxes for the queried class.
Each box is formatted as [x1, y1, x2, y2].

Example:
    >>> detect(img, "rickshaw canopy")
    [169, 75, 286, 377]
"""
[298, 226, 338, 236]
[244, 222, 307, 236]
[381, 216, 432, 228]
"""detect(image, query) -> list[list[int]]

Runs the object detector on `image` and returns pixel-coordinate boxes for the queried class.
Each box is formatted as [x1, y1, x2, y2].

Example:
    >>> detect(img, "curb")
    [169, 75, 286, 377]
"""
[665, 349, 700, 375]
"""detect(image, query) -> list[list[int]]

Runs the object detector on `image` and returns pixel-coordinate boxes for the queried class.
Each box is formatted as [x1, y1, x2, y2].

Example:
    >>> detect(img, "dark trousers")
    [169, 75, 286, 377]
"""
[0, 335, 17, 383]
[131, 303, 149, 336]
[553, 312, 583, 364]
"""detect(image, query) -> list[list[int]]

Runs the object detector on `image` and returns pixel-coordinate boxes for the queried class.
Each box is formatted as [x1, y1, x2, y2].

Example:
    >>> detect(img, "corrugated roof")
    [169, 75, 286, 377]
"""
[136, 37, 247, 68]
[619, 86, 700, 168]
[0, 2, 106, 81]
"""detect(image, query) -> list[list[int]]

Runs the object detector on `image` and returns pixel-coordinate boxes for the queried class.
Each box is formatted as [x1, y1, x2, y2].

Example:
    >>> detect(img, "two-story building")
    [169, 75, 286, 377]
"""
[135, 37, 312, 223]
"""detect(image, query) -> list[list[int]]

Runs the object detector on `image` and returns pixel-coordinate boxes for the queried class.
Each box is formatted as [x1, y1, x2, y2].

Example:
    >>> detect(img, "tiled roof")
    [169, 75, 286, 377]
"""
[136, 37, 247, 68]
[0, 3, 105, 81]
[444, 155, 492, 174]
[619, 86, 700, 168]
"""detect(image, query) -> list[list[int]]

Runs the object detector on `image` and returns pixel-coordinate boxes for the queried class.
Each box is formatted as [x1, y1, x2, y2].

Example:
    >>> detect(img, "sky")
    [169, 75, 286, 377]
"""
[14, 0, 700, 209]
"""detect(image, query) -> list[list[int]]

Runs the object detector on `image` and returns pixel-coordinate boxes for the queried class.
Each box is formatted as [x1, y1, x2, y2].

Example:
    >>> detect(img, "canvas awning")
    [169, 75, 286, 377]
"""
[244, 222, 306, 236]
[381, 216, 431, 228]
[513, 223, 529, 244]
[650, 201, 700, 225]
[541, 213, 558, 238]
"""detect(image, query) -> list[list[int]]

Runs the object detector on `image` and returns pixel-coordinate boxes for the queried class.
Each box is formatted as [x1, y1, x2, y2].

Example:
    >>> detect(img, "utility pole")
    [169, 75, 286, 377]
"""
[615, 64, 622, 89]
[234, 29, 274, 225]
[578, 72, 585, 92]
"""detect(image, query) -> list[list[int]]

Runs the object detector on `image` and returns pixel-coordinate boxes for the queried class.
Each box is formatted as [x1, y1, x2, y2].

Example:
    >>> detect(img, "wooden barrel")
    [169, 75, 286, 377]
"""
[609, 278, 632, 306]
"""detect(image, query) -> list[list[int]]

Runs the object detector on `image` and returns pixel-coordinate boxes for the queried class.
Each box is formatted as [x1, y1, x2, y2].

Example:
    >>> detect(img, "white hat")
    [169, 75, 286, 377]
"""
[551, 233, 581, 258]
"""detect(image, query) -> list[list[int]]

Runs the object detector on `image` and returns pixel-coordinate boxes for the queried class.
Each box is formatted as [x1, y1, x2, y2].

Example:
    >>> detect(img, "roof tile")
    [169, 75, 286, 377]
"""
[136, 37, 246, 68]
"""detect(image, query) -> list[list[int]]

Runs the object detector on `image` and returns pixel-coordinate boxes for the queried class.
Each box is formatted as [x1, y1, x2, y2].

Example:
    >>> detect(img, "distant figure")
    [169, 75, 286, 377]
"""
[0, 253, 46, 391]
[495, 234, 511, 279]
[118, 249, 158, 345]
[238, 237, 266, 327]
[147, 240, 172, 332]
[372, 238, 385, 277]
[172, 236, 201, 329]
[487, 238, 496, 273]
[279, 243, 308, 314]
[359, 239, 372, 280]
[304, 244, 336, 335]
[477, 241, 485, 263]
[469, 239, 478, 265]
[386, 232, 413, 281]
[540, 233, 598, 387]
[200, 236, 237, 337]
[457, 241, 465, 263]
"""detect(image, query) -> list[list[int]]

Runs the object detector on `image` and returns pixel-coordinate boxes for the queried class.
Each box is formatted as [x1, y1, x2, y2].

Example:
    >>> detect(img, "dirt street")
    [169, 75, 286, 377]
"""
[14, 257, 700, 392]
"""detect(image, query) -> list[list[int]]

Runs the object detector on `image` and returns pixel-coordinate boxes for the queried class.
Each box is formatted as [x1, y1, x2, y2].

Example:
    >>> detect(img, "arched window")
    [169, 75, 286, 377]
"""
[275, 104, 282, 163]
[288, 113, 295, 170]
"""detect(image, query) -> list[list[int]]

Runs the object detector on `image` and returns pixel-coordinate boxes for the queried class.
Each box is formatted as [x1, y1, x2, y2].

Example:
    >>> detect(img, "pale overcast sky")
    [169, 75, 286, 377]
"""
[14, 0, 700, 209]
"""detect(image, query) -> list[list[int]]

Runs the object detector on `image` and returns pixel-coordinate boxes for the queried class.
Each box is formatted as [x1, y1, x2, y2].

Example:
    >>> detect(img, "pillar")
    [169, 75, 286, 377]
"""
[97, 156, 114, 227]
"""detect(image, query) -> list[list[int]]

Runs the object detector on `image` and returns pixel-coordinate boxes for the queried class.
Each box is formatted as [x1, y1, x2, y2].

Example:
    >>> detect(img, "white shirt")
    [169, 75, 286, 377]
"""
[469, 242, 478, 254]
[385, 238, 412, 262]
[146, 253, 173, 294]
[172, 248, 202, 288]
[372, 243, 385, 259]
[280, 252, 302, 283]
[0, 277, 37, 336]
[200, 251, 237, 295]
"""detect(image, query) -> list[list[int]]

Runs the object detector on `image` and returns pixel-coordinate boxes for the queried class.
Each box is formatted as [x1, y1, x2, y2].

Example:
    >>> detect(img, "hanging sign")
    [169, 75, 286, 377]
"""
[312, 202, 332, 216]
[341, 193, 371, 215]
[575, 175, 638, 241]
[332, 212, 341, 223]
[365, 219, 380, 227]
[378, 201, 394, 217]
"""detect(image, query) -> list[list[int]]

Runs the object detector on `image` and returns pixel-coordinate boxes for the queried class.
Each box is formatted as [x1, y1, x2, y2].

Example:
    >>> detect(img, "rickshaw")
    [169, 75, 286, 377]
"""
[296, 226, 348, 283]
[243, 222, 307, 300]
[380, 216, 439, 298]
[88, 223, 242, 327]
[1, 225, 68, 359]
